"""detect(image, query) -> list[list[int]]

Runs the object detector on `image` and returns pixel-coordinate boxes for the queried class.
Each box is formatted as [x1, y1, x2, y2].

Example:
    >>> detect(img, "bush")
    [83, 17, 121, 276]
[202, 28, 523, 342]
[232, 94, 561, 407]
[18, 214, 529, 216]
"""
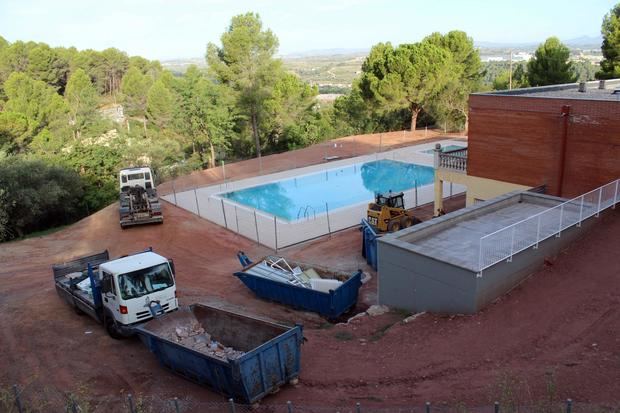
[0, 158, 85, 241]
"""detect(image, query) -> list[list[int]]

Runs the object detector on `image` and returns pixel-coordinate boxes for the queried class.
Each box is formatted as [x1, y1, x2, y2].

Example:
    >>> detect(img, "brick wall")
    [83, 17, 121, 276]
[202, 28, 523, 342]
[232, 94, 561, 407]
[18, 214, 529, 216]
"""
[468, 95, 620, 198]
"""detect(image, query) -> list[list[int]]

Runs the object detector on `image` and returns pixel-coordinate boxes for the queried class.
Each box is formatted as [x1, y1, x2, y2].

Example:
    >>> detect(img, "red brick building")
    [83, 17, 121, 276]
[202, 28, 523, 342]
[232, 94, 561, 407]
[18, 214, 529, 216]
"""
[467, 79, 620, 198]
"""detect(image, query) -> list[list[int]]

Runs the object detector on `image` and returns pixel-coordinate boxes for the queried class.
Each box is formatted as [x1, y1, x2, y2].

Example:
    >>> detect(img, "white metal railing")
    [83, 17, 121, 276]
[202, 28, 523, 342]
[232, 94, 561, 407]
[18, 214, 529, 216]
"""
[478, 179, 619, 273]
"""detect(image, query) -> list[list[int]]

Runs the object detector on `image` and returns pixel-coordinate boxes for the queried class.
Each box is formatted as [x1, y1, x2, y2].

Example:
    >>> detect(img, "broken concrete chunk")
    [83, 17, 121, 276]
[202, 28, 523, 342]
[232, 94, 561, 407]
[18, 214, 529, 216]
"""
[366, 305, 389, 316]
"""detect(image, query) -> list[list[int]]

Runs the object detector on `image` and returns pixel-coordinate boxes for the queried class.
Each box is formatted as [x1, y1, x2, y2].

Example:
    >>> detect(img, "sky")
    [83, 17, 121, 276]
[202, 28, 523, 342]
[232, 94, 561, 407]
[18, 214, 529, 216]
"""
[0, 0, 616, 60]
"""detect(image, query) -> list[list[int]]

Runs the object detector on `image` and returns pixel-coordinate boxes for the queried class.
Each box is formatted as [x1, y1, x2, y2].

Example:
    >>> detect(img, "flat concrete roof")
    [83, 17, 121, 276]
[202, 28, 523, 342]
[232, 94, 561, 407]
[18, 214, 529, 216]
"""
[379, 192, 568, 272]
[475, 79, 620, 102]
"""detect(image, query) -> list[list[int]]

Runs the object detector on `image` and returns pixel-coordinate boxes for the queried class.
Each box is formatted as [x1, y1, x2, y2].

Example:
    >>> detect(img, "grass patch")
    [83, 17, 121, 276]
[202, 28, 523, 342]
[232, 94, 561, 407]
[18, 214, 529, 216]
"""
[333, 330, 354, 341]
[6, 225, 70, 243]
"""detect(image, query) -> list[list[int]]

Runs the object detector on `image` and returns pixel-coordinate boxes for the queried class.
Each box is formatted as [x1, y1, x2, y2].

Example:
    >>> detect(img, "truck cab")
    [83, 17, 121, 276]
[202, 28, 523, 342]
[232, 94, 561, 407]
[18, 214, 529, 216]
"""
[53, 249, 178, 338]
[119, 166, 155, 192]
[119, 166, 163, 228]
[98, 252, 178, 334]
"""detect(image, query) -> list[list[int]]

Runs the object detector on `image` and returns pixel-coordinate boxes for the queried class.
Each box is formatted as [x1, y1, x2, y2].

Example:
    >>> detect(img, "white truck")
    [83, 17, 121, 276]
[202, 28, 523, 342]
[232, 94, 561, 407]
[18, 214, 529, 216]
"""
[119, 166, 163, 228]
[53, 249, 178, 338]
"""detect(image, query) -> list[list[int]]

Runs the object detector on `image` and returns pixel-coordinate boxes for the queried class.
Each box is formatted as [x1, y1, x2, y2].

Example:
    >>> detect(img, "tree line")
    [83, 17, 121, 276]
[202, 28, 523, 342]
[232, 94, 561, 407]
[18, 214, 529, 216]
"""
[1, 4, 619, 241]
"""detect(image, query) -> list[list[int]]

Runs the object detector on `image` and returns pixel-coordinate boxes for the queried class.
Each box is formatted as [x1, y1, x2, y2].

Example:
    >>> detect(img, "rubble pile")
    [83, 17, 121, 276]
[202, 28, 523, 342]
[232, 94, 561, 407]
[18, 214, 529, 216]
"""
[167, 320, 245, 361]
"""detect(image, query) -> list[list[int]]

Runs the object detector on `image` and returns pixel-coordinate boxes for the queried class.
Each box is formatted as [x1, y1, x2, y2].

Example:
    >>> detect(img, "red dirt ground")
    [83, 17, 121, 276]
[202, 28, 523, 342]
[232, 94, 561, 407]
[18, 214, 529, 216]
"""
[0, 135, 619, 410]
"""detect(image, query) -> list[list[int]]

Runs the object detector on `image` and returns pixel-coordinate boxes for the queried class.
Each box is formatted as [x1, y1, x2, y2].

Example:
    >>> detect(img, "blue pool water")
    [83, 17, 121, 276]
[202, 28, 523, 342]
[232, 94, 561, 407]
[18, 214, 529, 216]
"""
[422, 145, 465, 154]
[221, 159, 434, 220]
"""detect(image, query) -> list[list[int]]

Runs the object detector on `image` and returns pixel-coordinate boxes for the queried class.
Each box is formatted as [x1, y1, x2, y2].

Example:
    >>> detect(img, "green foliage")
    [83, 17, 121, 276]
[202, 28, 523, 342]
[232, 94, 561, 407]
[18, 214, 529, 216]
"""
[121, 66, 152, 117]
[61, 142, 121, 212]
[26, 43, 70, 93]
[0, 158, 85, 240]
[424, 31, 484, 130]
[492, 63, 529, 90]
[572, 59, 598, 82]
[65, 68, 99, 139]
[3, 72, 69, 152]
[597, 3, 620, 79]
[527, 37, 577, 86]
[176, 66, 236, 167]
[207, 12, 282, 158]
[146, 79, 175, 128]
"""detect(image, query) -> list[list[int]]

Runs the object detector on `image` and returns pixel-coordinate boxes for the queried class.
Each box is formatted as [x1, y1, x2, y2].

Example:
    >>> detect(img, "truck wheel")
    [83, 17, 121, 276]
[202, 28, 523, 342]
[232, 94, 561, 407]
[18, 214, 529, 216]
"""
[387, 220, 401, 232]
[400, 216, 414, 228]
[104, 315, 124, 340]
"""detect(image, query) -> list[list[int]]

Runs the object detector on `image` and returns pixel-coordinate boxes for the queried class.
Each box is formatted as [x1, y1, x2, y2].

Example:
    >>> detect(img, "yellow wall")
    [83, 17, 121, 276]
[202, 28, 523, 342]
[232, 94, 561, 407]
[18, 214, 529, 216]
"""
[436, 170, 531, 207]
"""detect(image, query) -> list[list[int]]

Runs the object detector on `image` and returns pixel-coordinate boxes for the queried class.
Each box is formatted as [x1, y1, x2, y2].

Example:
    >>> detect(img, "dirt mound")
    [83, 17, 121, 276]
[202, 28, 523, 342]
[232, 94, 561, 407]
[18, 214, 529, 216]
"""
[0, 151, 618, 408]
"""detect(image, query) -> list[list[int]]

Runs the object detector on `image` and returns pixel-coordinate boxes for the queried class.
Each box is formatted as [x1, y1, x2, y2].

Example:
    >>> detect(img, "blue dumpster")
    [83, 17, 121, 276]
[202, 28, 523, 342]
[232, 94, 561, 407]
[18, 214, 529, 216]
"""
[235, 253, 362, 319]
[135, 303, 303, 404]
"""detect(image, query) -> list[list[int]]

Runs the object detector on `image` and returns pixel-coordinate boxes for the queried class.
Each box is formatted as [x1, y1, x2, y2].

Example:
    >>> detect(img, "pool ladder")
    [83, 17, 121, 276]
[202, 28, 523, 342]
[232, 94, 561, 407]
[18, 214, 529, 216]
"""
[297, 205, 316, 220]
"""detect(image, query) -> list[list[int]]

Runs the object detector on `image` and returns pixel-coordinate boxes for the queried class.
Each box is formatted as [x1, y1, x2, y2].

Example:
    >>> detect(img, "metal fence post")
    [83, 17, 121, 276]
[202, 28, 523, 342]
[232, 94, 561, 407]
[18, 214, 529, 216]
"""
[566, 398, 572, 413]
[379, 133, 383, 153]
[450, 182, 453, 198]
[534, 214, 541, 249]
[414, 180, 418, 207]
[614, 180, 619, 209]
[229, 398, 236, 413]
[326, 202, 332, 237]
[356, 402, 361, 413]
[287, 400, 293, 413]
[425, 401, 431, 413]
[172, 180, 177, 205]
[221, 199, 228, 229]
[194, 189, 201, 217]
[127, 394, 135, 413]
[494, 401, 500, 413]
[234, 206, 240, 234]
[557, 204, 564, 237]
[578, 195, 584, 227]
[274, 216, 278, 253]
[12, 385, 23, 413]
[222, 160, 226, 181]
[596, 188, 602, 217]
[254, 210, 260, 245]
[508, 226, 515, 262]
[173, 397, 180, 413]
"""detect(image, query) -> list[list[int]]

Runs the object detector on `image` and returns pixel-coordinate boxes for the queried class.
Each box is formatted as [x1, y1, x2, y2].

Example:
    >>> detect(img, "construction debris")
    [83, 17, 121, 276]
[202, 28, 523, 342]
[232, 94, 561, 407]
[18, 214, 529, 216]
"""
[165, 320, 245, 361]
[366, 305, 389, 317]
[402, 312, 425, 324]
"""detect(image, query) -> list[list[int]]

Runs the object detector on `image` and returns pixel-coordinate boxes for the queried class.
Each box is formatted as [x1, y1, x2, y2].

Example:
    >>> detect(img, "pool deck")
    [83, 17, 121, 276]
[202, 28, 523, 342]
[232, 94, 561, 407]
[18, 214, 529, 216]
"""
[158, 130, 466, 195]
[162, 137, 468, 249]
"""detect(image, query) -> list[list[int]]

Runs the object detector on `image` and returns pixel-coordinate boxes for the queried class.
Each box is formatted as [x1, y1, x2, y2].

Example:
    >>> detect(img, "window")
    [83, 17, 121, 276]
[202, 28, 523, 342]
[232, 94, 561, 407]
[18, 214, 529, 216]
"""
[144, 172, 151, 180]
[101, 271, 115, 295]
[121, 175, 127, 183]
[118, 263, 174, 300]
[128, 173, 144, 181]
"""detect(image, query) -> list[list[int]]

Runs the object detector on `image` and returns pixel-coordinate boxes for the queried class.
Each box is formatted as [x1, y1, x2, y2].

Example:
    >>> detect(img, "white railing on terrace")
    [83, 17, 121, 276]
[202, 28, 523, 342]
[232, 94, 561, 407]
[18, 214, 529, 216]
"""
[437, 148, 467, 172]
[478, 179, 619, 273]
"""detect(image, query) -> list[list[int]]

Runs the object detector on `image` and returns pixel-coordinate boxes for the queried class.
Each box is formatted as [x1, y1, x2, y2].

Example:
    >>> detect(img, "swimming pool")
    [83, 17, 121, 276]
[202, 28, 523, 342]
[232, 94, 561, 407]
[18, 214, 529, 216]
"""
[422, 145, 465, 154]
[221, 159, 434, 220]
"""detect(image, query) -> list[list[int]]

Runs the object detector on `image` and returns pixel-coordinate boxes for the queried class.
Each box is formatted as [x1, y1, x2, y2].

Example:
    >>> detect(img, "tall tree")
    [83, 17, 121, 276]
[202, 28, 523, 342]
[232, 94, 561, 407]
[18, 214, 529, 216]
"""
[206, 12, 282, 158]
[146, 79, 175, 128]
[424, 31, 483, 131]
[26, 44, 70, 93]
[177, 66, 236, 168]
[357, 41, 453, 131]
[3, 72, 68, 151]
[527, 37, 577, 86]
[65, 68, 99, 140]
[597, 2, 620, 79]
[121, 66, 151, 118]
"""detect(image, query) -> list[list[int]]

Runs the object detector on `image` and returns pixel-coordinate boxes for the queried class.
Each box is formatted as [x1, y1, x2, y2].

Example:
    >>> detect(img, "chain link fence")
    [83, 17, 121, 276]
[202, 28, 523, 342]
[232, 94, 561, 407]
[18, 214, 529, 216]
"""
[4, 384, 618, 413]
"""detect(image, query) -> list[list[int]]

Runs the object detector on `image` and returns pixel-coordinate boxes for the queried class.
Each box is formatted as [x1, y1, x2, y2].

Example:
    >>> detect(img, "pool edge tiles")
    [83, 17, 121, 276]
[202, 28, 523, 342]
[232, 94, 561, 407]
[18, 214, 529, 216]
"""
[219, 159, 435, 221]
